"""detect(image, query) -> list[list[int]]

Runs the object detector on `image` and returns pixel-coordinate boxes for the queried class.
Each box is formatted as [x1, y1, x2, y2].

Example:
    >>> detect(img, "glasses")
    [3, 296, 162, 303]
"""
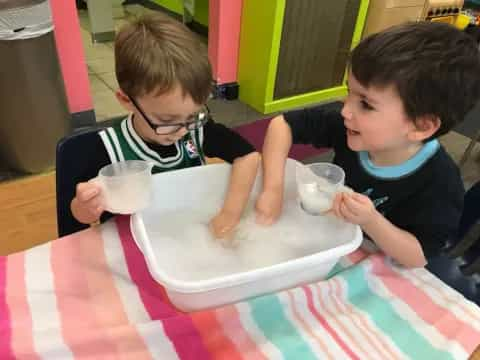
[129, 96, 210, 135]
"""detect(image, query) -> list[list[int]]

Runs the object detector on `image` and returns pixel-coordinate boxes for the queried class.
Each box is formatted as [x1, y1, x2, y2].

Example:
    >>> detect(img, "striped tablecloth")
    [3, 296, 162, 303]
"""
[1, 215, 479, 359]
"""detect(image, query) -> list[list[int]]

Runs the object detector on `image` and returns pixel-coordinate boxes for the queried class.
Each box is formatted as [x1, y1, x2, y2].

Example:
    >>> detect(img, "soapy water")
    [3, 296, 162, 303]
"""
[298, 177, 338, 215]
[146, 198, 356, 282]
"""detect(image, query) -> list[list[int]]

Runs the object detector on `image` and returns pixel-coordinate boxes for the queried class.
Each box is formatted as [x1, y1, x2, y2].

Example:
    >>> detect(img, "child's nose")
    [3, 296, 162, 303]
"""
[341, 101, 353, 120]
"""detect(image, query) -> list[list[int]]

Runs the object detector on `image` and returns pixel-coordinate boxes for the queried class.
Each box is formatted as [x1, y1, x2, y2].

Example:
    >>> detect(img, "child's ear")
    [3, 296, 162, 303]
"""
[408, 115, 441, 142]
[115, 90, 135, 112]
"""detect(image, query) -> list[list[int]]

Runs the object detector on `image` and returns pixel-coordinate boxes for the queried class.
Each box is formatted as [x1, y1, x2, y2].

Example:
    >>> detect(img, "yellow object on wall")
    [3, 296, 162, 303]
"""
[362, 0, 465, 39]
[454, 13, 471, 29]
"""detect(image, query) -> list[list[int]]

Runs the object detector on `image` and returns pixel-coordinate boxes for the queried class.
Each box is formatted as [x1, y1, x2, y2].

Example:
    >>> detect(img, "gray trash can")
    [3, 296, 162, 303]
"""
[0, 0, 71, 173]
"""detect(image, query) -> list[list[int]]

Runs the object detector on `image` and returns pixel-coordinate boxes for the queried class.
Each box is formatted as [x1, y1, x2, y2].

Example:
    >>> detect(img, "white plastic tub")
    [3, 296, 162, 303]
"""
[131, 159, 362, 311]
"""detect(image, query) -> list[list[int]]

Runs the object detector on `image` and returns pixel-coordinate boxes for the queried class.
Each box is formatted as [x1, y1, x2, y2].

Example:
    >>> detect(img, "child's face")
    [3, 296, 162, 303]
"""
[341, 71, 418, 156]
[117, 85, 205, 146]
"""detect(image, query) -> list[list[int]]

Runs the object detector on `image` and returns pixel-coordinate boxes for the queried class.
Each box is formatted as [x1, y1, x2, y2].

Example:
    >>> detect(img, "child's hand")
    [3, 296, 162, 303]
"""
[209, 210, 240, 244]
[332, 192, 377, 226]
[71, 180, 105, 224]
[255, 189, 283, 225]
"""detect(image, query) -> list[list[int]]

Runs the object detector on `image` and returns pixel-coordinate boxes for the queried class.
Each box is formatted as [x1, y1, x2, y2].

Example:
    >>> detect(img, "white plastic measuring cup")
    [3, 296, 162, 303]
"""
[296, 162, 348, 215]
[94, 160, 154, 214]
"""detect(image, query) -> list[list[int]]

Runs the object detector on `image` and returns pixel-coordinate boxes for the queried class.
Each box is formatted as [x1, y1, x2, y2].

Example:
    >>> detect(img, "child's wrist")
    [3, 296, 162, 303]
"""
[219, 205, 242, 220]
[361, 208, 382, 230]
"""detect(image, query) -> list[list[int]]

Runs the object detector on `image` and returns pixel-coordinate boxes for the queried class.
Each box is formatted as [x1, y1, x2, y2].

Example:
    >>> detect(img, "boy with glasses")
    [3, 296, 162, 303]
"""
[70, 13, 260, 240]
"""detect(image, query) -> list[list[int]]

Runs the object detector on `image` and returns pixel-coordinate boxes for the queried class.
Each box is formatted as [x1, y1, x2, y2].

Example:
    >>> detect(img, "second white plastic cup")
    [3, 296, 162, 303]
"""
[296, 162, 346, 215]
[94, 160, 154, 214]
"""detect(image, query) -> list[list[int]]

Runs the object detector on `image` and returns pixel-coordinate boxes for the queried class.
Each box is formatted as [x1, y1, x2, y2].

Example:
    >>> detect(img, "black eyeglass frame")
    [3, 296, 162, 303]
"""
[128, 95, 210, 135]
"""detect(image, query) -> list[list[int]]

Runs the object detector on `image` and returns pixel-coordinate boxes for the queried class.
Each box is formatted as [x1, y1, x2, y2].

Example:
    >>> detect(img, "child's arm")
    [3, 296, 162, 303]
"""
[60, 133, 112, 234]
[255, 115, 293, 225]
[209, 152, 260, 240]
[256, 104, 344, 225]
[201, 119, 259, 240]
[332, 192, 427, 268]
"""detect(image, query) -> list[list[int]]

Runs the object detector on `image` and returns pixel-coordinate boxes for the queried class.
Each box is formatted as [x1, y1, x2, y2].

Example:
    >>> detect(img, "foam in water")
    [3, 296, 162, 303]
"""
[298, 177, 337, 215]
[145, 199, 355, 282]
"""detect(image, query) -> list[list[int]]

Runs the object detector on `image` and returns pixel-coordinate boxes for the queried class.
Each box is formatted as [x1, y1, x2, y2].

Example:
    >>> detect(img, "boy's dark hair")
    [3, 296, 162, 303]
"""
[351, 21, 480, 138]
[115, 13, 213, 104]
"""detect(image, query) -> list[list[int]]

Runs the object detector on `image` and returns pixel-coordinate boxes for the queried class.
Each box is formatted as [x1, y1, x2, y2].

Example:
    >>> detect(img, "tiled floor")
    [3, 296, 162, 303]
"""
[78, 9, 125, 122]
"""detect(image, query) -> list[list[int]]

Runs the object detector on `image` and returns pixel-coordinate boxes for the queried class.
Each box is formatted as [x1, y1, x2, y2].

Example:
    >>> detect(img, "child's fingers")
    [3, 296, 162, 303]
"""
[86, 198, 104, 216]
[350, 192, 371, 204]
[208, 220, 222, 238]
[340, 199, 357, 221]
[331, 193, 343, 218]
[79, 192, 103, 213]
[208, 222, 218, 239]
[343, 194, 364, 214]
[81, 189, 100, 203]
[218, 235, 236, 248]
[256, 213, 274, 226]
[94, 205, 104, 217]
[209, 213, 238, 240]
[77, 184, 100, 202]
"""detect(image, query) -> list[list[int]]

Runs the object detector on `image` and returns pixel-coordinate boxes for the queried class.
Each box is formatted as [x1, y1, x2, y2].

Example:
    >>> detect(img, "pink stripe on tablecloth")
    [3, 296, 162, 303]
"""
[79, 227, 151, 358]
[6, 252, 39, 359]
[302, 285, 359, 360]
[51, 232, 120, 358]
[315, 282, 373, 358]
[0, 256, 15, 359]
[215, 305, 268, 359]
[370, 255, 480, 352]
[116, 215, 211, 360]
[286, 290, 336, 358]
[190, 310, 244, 360]
[330, 277, 399, 359]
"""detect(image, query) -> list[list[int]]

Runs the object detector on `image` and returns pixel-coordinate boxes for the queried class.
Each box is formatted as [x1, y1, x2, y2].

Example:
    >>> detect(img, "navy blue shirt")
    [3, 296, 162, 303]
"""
[285, 103, 464, 258]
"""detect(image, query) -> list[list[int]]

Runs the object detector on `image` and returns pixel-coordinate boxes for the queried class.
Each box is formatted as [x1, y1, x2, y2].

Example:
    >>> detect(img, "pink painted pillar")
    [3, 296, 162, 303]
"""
[208, 0, 243, 85]
[49, 0, 93, 113]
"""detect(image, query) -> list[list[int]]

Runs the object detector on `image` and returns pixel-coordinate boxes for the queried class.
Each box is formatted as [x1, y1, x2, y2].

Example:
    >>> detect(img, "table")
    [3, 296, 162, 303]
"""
[1, 215, 479, 359]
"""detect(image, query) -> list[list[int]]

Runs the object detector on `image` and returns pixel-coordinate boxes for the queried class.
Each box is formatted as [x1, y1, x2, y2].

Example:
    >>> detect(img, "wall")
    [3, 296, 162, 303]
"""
[49, 0, 93, 114]
[208, 0, 242, 84]
[151, 0, 209, 26]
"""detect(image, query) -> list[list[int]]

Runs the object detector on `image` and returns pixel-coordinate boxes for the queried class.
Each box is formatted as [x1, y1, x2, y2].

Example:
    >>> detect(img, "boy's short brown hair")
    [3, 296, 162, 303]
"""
[115, 13, 213, 104]
[350, 21, 480, 138]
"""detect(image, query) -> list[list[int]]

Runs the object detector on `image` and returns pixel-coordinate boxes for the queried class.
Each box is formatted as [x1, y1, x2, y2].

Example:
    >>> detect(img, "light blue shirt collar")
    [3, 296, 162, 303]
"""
[358, 140, 440, 179]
